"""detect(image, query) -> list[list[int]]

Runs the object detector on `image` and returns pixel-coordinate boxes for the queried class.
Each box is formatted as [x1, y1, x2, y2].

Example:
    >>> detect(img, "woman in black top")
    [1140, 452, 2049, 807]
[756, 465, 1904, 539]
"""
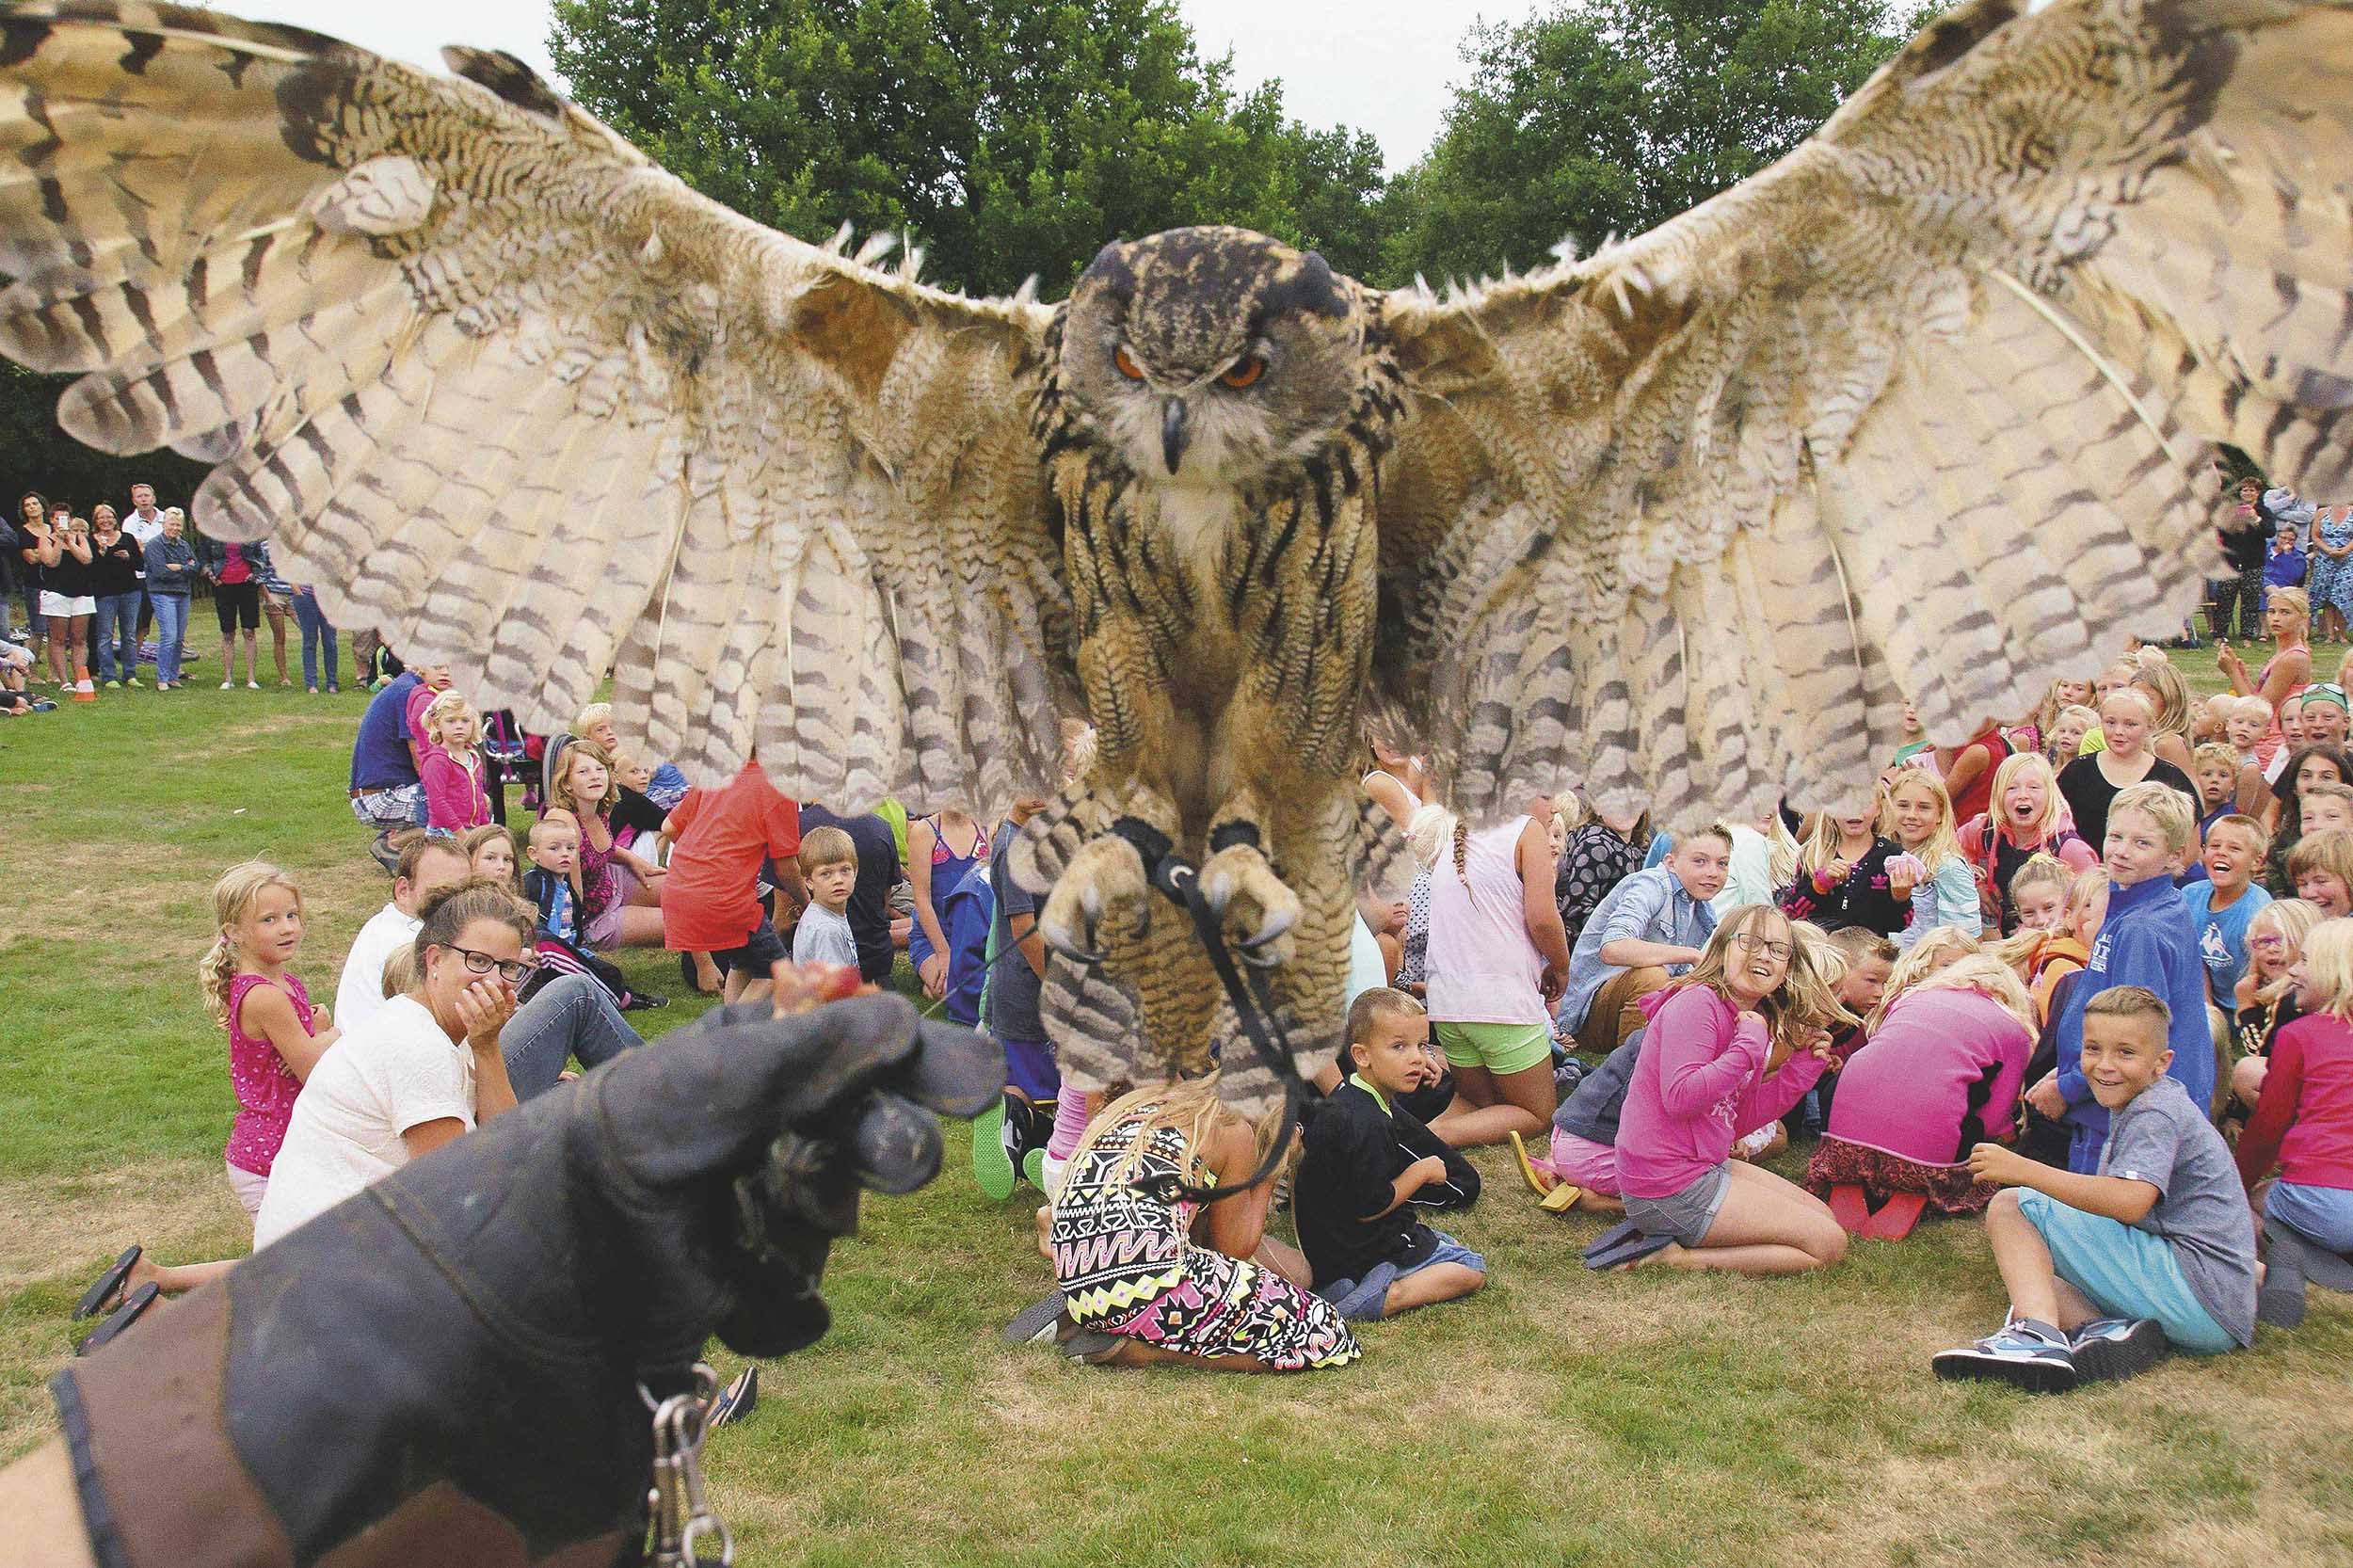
[2056, 686, 2199, 851]
[14, 491, 46, 666]
[1776, 799, 1915, 936]
[39, 508, 94, 688]
[88, 507, 145, 688]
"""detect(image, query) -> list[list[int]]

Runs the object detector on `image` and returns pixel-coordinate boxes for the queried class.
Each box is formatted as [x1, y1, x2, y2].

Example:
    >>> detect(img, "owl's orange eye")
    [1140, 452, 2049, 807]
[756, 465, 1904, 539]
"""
[1220, 355, 1266, 390]
[1113, 344, 1144, 380]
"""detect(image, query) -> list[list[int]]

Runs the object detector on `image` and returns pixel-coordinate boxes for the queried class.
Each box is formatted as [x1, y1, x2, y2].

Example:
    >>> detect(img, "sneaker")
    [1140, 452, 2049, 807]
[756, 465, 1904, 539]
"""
[1931, 1318, 2078, 1393]
[1004, 1093, 1052, 1186]
[28, 698, 56, 712]
[124, 676, 141, 688]
[621, 991, 670, 1012]
[2068, 1318, 2168, 1383]
[247, 680, 261, 689]
[325, 683, 340, 694]
[102, 679, 120, 690]
[306, 685, 318, 695]
[220, 680, 232, 690]
[969, 1096, 1015, 1201]
[1554, 1058, 1585, 1096]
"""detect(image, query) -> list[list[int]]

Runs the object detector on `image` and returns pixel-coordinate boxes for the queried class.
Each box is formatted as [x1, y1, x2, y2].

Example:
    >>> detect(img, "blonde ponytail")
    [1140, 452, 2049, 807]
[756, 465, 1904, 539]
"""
[200, 934, 241, 1028]
[200, 859, 304, 1030]
[1452, 818, 1470, 886]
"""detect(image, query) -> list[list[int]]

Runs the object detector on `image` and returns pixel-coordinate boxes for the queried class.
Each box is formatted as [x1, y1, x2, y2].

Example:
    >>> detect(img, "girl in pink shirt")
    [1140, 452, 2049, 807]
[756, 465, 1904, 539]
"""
[201, 861, 341, 1215]
[417, 690, 491, 834]
[1805, 955, 2035, 1237]
[1611, 905, 1852, 1274]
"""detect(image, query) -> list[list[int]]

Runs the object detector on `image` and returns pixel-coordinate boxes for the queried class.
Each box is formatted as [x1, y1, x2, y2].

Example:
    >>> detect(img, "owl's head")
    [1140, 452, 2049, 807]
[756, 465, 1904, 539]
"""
[1060, 227, 1365, 486]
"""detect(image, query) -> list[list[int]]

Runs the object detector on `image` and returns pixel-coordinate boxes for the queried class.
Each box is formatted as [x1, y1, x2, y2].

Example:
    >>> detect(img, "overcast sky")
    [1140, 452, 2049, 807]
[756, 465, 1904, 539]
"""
[229, 0, 1549, 170]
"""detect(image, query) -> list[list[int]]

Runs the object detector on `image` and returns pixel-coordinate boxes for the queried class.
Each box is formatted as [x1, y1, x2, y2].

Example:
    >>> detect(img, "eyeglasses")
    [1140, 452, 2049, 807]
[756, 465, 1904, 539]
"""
[1730, 932, 1793, 961]
[442, 944, 536, 984]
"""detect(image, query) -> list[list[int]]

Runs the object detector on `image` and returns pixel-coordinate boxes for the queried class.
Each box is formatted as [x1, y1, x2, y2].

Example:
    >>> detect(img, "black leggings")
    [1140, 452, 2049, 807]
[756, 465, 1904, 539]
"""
[214, 579, 261, 632]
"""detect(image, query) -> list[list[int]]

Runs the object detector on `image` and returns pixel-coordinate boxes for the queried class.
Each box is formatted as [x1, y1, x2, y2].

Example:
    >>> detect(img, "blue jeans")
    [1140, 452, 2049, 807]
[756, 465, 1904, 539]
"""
[151, 593, 187, 684]
[91, 592, 137, 682]
[499, 971, 645, 1100]
[293, 590, 338, 689]
[1314, 1232, 1487, 1321]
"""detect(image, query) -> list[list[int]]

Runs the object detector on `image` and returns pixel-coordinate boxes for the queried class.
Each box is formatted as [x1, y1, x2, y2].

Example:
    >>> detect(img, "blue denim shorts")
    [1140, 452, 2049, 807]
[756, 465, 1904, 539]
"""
[2266, 1179, 2353, 1254]
[2018, 1190, 2236, 1353]
[1319, 1230, 1487, 1322]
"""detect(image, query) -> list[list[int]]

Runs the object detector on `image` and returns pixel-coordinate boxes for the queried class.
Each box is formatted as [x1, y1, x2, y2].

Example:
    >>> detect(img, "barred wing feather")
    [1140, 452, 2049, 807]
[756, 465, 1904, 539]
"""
[1378, 0, 2353, 828]
[0, 1, 1074, 812]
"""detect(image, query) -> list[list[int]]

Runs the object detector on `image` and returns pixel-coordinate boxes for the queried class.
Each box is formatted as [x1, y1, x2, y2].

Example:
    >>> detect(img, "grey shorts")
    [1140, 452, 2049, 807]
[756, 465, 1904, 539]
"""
[1625, 1162, 1732, 1248]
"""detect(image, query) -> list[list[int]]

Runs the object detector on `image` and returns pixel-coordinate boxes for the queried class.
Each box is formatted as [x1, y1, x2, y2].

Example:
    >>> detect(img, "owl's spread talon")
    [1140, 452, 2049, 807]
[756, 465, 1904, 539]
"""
[1198, 840, 1302, 968]
[1040, 832, 1155, 962]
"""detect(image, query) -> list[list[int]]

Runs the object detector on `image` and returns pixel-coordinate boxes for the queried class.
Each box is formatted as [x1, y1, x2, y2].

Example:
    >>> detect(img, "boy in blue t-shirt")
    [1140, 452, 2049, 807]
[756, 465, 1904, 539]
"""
[2178, 814, 2270, 1011]
[2026, 782, 2212, 1174]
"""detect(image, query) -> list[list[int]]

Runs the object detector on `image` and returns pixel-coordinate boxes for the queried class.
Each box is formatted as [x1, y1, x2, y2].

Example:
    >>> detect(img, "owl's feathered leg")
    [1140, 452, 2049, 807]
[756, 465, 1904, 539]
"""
[1208, 791, 1362, 1114]
[1196, 787, 1304, 966]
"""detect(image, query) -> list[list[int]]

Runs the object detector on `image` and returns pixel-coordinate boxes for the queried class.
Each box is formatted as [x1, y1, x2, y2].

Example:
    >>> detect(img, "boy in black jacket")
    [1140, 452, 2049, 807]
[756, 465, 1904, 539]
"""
[1298, 987, 1485, 1321]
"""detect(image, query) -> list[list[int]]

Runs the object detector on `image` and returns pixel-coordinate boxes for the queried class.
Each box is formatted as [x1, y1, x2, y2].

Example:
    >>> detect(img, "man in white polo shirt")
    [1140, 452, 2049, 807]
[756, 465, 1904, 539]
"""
[336, 837, 471, 1031]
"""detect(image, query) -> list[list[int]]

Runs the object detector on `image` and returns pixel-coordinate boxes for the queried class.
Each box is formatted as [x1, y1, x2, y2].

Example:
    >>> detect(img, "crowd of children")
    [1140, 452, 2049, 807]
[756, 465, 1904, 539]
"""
[60, 593, 2353, 1404]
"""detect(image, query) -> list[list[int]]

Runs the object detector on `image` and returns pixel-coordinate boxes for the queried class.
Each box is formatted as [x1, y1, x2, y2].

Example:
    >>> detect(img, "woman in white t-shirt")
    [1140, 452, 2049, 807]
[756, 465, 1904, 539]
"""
[254, 883, 532, 1250]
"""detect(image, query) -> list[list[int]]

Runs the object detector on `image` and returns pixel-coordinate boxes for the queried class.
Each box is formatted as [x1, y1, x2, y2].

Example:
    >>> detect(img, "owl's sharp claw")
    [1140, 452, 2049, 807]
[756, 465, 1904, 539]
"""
[1198, 839, 1302, 970]
[1040, 832, 1153, 966]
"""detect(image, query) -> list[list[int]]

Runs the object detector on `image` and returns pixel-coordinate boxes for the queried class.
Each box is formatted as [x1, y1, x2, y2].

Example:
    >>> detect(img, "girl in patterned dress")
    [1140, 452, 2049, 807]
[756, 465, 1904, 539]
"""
[1050, 1078, 1359, 1371]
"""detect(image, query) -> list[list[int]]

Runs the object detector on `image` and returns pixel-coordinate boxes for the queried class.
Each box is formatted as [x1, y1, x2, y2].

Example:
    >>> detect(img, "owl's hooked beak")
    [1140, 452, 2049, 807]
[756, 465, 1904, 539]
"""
[1160, 398, 1190, 474]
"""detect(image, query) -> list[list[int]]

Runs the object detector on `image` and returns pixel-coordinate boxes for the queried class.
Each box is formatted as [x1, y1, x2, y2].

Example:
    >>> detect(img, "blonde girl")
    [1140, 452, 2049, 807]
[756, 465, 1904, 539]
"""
[2130, 655, 2199, 776]
[460, 823, 520, 891]
[2289, 828, 2353, 918]
[1606, 905, 1855, 1274]
[2044, 703, 2099, 767]
[203, 860, 340, 1214]
[417, 689, 490, 834]
[1959, 750, 2099, 934]
[2237, 921, 2353, 1283]
[546, 739, 666, 948]
[1047, 1076, 1360, 1370]
[1777, 787, 1913, 936]
[2217, 584, 2311, 751]
[2034, 678, 2096, 748]
[2233, 899, 2322, 1097]
[1865, 926, 1981, 1032]
[1887, 771, 1980, 952]
[2056, 686, 2200, 850]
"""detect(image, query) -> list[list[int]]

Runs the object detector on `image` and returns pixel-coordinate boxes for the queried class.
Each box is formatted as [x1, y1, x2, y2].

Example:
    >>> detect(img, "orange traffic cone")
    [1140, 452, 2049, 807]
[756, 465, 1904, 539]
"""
[71, 660, 96, 702]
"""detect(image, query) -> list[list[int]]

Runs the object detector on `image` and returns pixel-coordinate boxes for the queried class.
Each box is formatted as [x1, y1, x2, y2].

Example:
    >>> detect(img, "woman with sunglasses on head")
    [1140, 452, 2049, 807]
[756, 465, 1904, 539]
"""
[251, 880, 535, 1250]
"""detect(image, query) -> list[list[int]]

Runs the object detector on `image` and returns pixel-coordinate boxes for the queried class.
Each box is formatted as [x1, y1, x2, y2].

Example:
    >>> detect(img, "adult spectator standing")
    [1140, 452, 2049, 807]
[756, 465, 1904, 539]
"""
[291, 582, 338, 693]
[2211, 477, 2271, 642]
[13, 492, 45, 666]
[87, 508, 143, 689]
[798, 803, 902, 984]
[337, 837, 472, 1031]
[140, 507, 197, 689]
[1560, 829, 1733, 1054]
[120, 481, 165, 645]
[0, 489, 17, 647]
[348, 659, 452, 834]
[197, 530, 267, 688]
[254, 547, 296, 688]
[39, 507, 93, 689]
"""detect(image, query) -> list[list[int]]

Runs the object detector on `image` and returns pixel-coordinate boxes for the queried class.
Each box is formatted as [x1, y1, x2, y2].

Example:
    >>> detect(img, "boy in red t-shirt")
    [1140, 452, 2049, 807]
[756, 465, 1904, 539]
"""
[661, 757, 805, 1004]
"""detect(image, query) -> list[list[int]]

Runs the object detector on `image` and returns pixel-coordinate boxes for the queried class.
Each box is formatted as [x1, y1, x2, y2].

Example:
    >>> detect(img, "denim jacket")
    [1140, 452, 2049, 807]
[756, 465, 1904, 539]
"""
[142, 535, 199, 597]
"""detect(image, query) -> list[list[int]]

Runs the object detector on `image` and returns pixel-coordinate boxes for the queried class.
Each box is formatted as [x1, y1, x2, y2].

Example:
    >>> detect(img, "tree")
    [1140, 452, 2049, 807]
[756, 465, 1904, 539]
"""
[549, 0, 1391, 297]
[0, 361, 206, 517]
[1381, 0, 1938, 288]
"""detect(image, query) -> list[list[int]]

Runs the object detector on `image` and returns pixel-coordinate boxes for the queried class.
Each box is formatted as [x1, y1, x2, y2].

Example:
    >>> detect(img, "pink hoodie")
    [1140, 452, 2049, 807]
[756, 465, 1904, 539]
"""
[1614, 984, 1827, 1200]
[419, 744, 489, 832]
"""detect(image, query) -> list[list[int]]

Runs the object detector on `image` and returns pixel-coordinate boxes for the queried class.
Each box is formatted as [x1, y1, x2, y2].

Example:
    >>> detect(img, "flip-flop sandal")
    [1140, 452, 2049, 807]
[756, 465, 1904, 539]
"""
[78, 1282, 159, 1356]
[707, 1365, 760, 1428]
[1860, 1192, 1929, 1241]
[1826, 1185, 1872, 1234]
[73, 1245, 141, 1322]
[1000, 1291, 1068, 1346]
[1507, 1130, 1553, 1197]
[1538, 1182, 1584, 1215]
[1584, 1229, 1673, 1272]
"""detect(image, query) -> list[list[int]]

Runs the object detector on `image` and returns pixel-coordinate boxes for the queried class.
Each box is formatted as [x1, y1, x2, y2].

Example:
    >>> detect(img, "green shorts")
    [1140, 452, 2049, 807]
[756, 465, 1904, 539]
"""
[1434, 1020, 1553, 1076]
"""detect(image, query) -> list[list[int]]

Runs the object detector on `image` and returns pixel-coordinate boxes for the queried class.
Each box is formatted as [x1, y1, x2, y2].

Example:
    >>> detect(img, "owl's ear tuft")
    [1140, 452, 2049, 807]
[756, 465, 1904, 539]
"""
[1082, 241, 1137, 303]
[1265, 251, 1347, 321]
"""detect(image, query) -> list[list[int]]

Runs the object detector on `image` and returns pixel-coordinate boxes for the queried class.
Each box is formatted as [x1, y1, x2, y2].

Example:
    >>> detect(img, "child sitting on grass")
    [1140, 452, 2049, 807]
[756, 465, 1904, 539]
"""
[2290, 827, 2353, 917]
[1934, 985, 2256, 1392]
[2181, 814, 2271, 1011]
[792, 825, 860, 969]
[2192, 742, 2241, 847]
[2237, 918, 2353, 1325]
[1889, 770, 1980, 950]
[1598, 907, 1853, 1274]
[1296, 988, 1485, 1320]
[1808, 954, 2036, 1237]
[1049, 1079, 1359, 1371]
[2297, 782, 2353, 838]
[460, 823, 520, 892]
[2025, 782, 2210, 1174]
[2233, 899, 2323, 1111]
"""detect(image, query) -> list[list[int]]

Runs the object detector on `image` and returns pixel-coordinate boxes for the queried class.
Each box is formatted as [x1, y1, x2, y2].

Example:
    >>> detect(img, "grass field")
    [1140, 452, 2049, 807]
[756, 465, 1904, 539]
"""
[2, 625, 2349, 1567]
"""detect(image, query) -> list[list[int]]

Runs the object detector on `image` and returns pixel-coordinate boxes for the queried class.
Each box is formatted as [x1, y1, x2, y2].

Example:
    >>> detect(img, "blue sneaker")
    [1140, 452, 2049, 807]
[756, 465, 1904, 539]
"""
[1931, 1318, 2077, 1393]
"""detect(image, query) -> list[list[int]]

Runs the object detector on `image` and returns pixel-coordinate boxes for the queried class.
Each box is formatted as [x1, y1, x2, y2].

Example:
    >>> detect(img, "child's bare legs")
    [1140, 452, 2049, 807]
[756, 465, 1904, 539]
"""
[1380, 1261, 1484, 1317]
[611, 905, 666, 946]
[1645, 1161, 1847, 1275]
[1092, 1338, 1273, 1372]
[130, 1256, 235, 1296]
[1255, 1236, 1311, 1289]
[691, 952, 723, 993]
[2233, 1054, 2268, 1114]
[1981, 1189, 2104, 1329]
[1429, 1061, 1550, 1148]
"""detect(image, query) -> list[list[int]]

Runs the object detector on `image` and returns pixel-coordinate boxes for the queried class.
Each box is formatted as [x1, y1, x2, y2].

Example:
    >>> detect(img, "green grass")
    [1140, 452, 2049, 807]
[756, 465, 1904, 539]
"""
[3, 632, 2350, 1567]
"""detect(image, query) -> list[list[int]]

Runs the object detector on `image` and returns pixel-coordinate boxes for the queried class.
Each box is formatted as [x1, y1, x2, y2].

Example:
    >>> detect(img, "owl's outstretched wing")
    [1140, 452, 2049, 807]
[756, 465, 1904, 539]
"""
[0, 2, 1074, 811]
[1375, 0, 2350, 827]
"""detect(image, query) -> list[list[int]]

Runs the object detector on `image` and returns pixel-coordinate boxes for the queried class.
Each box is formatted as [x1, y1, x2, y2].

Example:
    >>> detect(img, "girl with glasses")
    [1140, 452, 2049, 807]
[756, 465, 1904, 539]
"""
[1597, 907, 1855, 1274]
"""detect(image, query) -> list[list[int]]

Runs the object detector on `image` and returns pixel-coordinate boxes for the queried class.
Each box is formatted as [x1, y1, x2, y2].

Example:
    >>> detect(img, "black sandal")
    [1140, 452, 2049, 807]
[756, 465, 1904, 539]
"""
[78, 1282, 159, 1355]
[72, 1245, 141, 1321]
[1000, 1291, 1067, 1346]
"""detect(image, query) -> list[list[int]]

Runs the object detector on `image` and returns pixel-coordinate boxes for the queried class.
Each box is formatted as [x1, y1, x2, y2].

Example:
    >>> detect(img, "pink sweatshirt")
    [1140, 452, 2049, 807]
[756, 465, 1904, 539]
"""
[419, 744, 489, 832]
[1614, 984, 1828, 1200]
[1820, 987, 2031, 1168]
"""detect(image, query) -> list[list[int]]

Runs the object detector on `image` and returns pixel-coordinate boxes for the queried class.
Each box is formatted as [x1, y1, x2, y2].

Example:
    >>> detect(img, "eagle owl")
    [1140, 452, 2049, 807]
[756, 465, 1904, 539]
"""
[3, 0, 2348, 1114]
